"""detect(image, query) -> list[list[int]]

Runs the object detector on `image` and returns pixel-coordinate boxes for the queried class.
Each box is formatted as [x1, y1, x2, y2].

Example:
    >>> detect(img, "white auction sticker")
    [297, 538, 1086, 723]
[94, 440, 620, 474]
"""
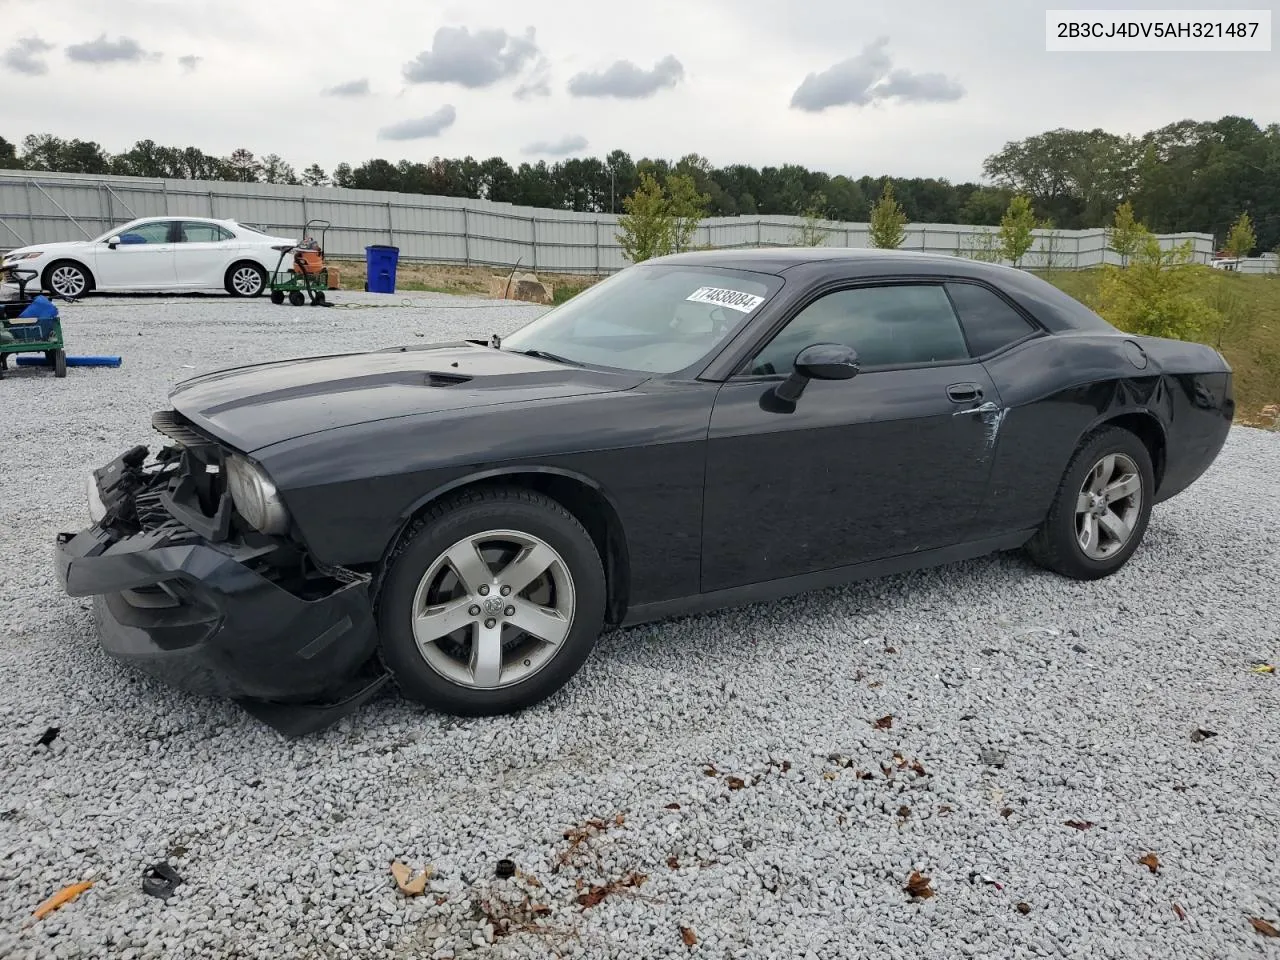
[685, 286, 765, 313]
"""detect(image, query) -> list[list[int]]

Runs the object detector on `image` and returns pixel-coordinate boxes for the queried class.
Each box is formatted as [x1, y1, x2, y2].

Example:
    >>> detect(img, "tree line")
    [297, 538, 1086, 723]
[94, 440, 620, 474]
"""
[1, 113, 1276, 252]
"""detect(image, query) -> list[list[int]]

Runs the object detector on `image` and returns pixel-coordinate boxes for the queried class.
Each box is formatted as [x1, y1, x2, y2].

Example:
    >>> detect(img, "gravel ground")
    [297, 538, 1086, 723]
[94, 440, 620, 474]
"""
[1, 290, 1278, 960]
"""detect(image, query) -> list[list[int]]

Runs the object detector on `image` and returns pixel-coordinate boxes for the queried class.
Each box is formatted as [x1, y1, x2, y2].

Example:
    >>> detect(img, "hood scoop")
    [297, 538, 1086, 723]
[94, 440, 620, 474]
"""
[425, 371, 472, 387]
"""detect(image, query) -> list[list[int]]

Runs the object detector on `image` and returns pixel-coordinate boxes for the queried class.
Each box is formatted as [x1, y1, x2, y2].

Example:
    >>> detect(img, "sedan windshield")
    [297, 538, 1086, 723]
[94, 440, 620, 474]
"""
[500, 264, 782, 374]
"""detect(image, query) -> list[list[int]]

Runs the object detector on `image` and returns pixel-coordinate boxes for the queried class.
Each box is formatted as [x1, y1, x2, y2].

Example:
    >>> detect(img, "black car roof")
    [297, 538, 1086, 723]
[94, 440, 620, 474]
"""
[644, 247, 1117, 334]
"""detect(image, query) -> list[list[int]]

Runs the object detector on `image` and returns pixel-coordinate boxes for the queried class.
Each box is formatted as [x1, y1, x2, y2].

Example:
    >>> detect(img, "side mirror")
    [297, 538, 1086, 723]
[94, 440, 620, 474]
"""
[107, 236, 121, 249]
[773, 343, 860, 403]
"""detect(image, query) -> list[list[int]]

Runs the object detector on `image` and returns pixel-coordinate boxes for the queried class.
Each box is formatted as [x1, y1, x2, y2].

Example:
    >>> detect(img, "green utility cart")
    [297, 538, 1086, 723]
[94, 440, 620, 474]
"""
[0, 266, 65, 379]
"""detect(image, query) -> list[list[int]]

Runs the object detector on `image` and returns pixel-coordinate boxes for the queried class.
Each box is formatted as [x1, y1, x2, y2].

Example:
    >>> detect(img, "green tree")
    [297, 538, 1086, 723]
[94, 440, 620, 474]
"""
[1224, 211, 1256, 260]
[1106, 201, 1148, 267]
[0, 136, 20, 169]
[666, 172, 709, 253]
[998, 194, 1037, 267]
[300, 163, 329, 187]
[791, 195, 830, 247]
[260, 153, 298, 185]
[224, 148, 262, 182]
[1094, 237, 1217, 340]
[617, 172, 673, 263]
[868, 181, 907, 249]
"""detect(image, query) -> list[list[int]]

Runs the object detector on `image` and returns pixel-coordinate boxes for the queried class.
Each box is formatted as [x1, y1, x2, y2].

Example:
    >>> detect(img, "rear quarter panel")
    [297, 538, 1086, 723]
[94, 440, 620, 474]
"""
[979, 331, 1232, 534]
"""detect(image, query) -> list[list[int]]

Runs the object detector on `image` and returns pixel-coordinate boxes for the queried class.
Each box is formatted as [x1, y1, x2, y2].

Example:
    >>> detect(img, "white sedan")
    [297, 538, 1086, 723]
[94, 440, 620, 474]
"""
[0, 216, 297, 299]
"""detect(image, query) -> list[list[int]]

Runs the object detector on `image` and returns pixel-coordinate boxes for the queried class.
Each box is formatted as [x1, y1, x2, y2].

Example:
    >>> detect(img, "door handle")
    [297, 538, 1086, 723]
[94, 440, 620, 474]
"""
[953, 401, 1000, 416]
[946, 382, 983, 403]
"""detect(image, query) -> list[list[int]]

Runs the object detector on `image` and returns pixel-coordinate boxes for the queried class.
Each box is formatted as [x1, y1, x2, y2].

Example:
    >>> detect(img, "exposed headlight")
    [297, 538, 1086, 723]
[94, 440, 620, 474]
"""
[224, 455, 289, 534]
[4, 251, 44, 262]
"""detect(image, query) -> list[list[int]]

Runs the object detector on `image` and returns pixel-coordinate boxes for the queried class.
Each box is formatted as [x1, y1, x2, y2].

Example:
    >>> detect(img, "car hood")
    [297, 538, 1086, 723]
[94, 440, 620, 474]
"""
[170, 341, 649, 452]
[4, 240, 87, 259]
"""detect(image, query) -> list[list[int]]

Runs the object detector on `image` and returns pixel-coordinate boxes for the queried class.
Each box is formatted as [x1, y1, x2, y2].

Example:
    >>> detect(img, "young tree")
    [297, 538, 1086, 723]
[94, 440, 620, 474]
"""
[998, 194, 1037, 267]
[1038, 217, 1064, 271]
[1107, 201, 1148, 267]
[1094, 237, 1217, 341]
[868, 181, 906, 249]
[666, 172, 709, 253]
[224, 148, 262, 182]
[300, 163, 329, 187]
[260, 153, 298, 185]
[1224, 211, 1256, 261]
[617, 172, 672, 263]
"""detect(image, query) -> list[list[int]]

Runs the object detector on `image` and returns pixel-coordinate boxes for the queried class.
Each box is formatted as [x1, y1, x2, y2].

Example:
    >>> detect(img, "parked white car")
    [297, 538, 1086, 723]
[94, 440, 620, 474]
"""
[0, 217, 297, 298]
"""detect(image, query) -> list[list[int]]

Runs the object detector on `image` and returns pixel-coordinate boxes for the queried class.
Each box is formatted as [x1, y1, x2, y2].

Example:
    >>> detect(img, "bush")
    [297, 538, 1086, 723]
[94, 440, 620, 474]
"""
[1092, 238, 1218, 341]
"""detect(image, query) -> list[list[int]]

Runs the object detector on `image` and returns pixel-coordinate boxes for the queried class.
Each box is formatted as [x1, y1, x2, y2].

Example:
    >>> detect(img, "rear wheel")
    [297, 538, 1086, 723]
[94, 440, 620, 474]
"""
[225, 262, 266, 297]
[52, 349, 66, 378]
[312, 291, 326, 306]
[270, 290, 285, 305]
[377, 487, 606, 715]
[44, 261, 91, 299]
[1026, 425, 1154, 580]
[288, 290, 305, 307]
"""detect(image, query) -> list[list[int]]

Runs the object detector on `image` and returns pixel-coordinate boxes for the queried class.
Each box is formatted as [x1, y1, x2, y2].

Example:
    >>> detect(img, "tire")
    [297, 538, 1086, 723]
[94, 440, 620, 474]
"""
[225, 262, 266, 297]
[1025, 425, 1154, 580]
[376, 486, 607, 715]
[43, 261, 92, 299]
[312, 291, 326, 306]
[270, 290, 285, 305]
[52, 349, 66, 378]
[288, 290, 305, 307]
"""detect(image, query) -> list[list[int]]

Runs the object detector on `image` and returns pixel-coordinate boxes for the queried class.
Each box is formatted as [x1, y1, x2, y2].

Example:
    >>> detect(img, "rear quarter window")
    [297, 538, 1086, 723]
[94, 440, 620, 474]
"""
[945, 282, 1039, 356]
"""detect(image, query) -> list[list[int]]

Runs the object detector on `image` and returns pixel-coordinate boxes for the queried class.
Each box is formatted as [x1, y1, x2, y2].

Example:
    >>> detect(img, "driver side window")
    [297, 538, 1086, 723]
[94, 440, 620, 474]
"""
[118, 221, 173, 245]
[748, 283, 969, 375]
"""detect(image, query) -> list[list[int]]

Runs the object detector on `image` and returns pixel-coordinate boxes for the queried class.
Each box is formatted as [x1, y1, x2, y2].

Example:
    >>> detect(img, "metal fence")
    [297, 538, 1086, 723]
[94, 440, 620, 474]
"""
[0, 168, 1216, 274]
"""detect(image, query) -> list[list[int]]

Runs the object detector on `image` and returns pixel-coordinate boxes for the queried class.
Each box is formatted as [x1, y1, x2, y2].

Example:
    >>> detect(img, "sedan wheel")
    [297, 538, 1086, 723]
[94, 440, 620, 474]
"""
[1026, 425, 1154, 580]
[377, 487, 606, 715]
[46, 262, 90, 299]
[227, 263, 266, 297]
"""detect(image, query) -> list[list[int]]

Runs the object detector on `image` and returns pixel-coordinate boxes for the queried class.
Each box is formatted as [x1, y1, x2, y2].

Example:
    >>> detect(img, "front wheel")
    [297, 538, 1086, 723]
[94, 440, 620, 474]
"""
[52, 348, 66, 378]
[225, 262, 266, 297]
[376, 487, 606, 715]
[1026, 425, 1154, 580]
[270, 290, 285, 305]
[44, 261, 91, 299]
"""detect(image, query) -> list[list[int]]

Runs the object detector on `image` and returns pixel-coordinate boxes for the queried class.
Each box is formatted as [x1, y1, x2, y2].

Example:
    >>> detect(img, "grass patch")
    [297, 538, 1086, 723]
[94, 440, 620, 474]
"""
[330, 260, 602, 301]
[1038, 267, 1280, 425]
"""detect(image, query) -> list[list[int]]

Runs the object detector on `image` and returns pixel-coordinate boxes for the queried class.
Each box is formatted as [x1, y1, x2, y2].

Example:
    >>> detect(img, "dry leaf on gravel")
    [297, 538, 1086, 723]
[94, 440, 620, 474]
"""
[33, 881, 93, 920]
[1250, 918, 1279, 937]
[1250, 663, 1275, 674]
[725, 776, 746, 791]
[577, 872, 647, 908]
[1190, 728, 1218, 742]
[390, 861, 431, 896]
[1172, 903, 1187, 921]
[1138, 853, 1160, 874]
[1000, 807, 1014, 819]
[680, 925, 698, 946]
[667, 856, 679, 869]
[664, 803, 681, 811]
[904, 871, 934, 900]
[1064, 820, 1095, 830]
[1016, 902, 1031, 915]
[873, 715, 894, 730]
[897, 805, 911, 820]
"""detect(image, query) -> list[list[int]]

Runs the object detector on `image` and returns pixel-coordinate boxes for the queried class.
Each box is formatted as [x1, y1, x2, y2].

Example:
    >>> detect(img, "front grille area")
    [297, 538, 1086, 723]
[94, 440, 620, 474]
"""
[151, 409, 211, 447]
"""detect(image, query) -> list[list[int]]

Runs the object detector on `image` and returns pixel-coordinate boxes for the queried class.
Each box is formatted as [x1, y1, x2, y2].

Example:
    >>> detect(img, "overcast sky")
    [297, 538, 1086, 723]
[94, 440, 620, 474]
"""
[1, 0, 1276, 182]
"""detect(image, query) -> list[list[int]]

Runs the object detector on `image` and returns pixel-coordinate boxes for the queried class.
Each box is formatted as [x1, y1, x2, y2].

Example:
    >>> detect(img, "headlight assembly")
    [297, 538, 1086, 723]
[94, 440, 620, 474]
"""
[224, 455, 289, 534]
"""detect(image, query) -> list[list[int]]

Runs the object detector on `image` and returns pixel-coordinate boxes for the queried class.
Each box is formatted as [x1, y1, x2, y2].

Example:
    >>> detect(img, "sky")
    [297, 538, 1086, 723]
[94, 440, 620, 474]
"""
[0, 0, 1277, 183]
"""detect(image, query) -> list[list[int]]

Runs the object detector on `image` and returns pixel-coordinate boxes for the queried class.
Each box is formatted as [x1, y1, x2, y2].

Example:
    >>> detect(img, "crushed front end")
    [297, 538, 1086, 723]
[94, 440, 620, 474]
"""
[54, 410, 386, 732]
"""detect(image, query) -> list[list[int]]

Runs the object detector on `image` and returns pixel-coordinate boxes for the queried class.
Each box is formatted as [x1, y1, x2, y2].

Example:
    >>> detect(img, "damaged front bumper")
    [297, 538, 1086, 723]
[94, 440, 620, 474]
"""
[54, 441, 383, 716]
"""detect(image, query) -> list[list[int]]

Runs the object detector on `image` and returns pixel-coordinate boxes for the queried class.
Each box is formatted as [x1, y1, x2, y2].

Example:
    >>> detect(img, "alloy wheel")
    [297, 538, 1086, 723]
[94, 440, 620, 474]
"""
[1075, 453, 1142, 560]
[410, 529, 576, 689]
[231, 265, 263, 296]
[49, 265, 87, 298]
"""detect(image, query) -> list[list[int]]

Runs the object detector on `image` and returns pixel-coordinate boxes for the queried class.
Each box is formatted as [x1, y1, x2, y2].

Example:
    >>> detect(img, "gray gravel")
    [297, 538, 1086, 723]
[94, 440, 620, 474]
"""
[2, 290, 1279, 959]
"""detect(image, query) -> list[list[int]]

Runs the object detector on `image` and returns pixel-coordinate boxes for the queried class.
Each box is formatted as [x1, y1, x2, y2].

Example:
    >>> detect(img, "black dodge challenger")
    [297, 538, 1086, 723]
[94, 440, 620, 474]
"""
[55, 249, 1233, 732]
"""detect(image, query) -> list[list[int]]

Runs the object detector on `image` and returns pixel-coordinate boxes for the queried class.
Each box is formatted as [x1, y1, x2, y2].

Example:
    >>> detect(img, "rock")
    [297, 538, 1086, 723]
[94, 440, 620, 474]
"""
[488, 272, 553, 304]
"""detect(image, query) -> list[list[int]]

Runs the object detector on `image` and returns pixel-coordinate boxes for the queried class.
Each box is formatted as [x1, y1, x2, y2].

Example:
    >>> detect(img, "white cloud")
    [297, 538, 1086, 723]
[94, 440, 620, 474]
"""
[377, 106, 457, 140]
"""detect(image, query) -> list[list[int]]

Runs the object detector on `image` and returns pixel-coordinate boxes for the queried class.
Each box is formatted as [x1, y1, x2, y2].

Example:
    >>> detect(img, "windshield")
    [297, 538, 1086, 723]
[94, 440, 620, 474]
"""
[500, 264, 781, 374]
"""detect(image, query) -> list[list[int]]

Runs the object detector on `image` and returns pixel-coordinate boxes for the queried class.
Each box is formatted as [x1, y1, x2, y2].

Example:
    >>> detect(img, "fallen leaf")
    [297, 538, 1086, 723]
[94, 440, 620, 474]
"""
[703, 764, 720, 777]
[884, 646, 898, 654]
[822, 770, 838, 781]
[1172, 903, 1187, 921]
[873, 715, 894, 730]
[33, 881, 93, 920]
[576, 872, 647, 908]
[615, 813, 626, 826]
[780, 760, 792, 773]
[938, 804, 953, 815]
[868, 681, 883, 689]
[898, 805, 911, 819]
[856, 770, 874, 780]
[528, 902, 551, 916]
[1250, 663, 1275, 674]
[892, 752, 908, 768]
[34, 727, 60, 749]
[1250, 918, 1279, 937]
[667, 856, 679, 869]
[725, 776, 746, 791]
[522, 873, 542, 888]
[837, 814, 847, 825]
[910, 759, 927, 777]
[1000, 807, 1014, 819]
[904, 871, 934, 900]
[390, 860, 431, 896]
[1138, 853, 1160, 874]
[1189, 728, 1218, 743]
[1064, 820, 1095, 831]
[664, 803, 681, 811]
[1016, 902, 1031, 915]
[680, 925, 698, 947]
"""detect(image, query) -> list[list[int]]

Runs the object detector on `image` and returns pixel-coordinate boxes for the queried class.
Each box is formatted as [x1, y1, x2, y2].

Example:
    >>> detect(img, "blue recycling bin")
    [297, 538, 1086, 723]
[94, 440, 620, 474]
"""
[365, 245, 400, 294]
